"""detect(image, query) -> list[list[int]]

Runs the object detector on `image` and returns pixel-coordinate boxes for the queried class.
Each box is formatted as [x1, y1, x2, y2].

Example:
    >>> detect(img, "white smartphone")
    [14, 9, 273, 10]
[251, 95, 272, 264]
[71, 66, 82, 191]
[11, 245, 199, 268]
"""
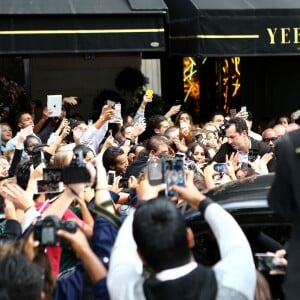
[35, 180, 64, 194]
[107, 99, 115, 108]
[109, 103, 122, 123]
[241, 106, 247, 112]
[47, 95, 62, 117]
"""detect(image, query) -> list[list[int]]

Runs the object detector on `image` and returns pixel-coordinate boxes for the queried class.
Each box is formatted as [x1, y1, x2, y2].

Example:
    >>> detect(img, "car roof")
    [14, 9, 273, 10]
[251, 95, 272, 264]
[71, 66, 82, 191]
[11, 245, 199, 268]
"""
[183, 173, 276, 221]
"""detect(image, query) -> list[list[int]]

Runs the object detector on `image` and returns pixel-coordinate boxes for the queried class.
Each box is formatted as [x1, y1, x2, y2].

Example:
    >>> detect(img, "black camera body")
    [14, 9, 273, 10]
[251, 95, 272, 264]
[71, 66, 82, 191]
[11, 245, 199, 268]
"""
[33, 215, 77, 246]
[63, 150, 90, 184]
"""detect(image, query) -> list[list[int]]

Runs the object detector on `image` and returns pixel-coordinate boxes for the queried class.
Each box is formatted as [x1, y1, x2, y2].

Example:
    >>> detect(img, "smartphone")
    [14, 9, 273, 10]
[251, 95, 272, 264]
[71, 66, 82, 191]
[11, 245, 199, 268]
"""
[230, 108, 237, 115]
[0, 196, 5, 217]
[35, 180, 64, 194]
[21, 125, 34, 137]
[47, 95, 62, 117]
[118, 177, 129, 189]
[32, 150, 45, 168]
[248, 149, 259, 162]
[109, 103, 122, 123]
[213, 163, 228, 173]
[255, 253, 286, 273]
[241, 106, 247, 112]
[148, 159, 164, 185]
[145, 89, 153, 97]
[107, 170, 116, 186]
[115, 103, 122, 118]
[180, 120, 188, 130]
[43, 168, 63, 182]
[164, 159, 185, 197]
[107, 99, 115, 108]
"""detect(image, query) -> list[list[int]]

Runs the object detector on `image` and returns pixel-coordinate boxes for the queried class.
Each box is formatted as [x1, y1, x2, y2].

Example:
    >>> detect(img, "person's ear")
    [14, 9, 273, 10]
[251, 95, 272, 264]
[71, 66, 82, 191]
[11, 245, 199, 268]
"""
[149, 150, 156, 158]
[186, 227, 195, 249]
[154, 128, 160, 134]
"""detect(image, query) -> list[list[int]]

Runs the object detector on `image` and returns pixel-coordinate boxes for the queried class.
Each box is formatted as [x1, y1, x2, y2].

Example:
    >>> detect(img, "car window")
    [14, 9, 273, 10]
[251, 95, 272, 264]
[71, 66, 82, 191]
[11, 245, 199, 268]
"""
[192, 220, 291, 267]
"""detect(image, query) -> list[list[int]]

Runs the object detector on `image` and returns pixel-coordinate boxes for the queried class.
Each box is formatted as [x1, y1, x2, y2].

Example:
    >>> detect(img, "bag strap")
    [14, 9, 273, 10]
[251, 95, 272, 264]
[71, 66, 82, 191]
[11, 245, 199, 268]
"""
[92, 203, 122, 230]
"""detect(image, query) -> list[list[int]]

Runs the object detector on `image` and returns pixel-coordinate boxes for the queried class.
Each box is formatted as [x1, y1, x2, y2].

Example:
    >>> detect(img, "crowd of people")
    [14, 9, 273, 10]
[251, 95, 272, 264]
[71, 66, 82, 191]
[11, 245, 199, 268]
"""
[0, 92, 299, 300]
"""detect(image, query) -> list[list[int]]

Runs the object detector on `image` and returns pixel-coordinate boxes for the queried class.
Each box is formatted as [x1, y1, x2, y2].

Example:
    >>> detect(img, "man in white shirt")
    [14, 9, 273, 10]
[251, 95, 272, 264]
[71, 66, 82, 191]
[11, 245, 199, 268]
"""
[107, 172, 256, 300]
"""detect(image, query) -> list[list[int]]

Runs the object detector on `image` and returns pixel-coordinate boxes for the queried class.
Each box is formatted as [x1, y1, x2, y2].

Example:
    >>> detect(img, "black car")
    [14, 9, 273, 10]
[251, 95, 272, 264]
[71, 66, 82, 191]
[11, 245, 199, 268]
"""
[183, 173, 291, 299]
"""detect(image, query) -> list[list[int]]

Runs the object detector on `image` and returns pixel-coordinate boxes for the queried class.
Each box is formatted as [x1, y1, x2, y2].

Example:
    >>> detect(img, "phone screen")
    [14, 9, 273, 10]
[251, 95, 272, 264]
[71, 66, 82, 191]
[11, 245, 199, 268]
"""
[213, 163, 228, 173]
[107, 171, 115, 185]
[35, 180, 63, 194]
[164, 159, 185, 197]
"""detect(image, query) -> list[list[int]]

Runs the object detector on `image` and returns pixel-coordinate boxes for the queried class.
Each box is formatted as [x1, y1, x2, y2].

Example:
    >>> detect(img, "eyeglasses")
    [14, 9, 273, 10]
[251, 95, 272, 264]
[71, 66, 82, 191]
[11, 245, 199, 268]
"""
[263, 137, 277, 143]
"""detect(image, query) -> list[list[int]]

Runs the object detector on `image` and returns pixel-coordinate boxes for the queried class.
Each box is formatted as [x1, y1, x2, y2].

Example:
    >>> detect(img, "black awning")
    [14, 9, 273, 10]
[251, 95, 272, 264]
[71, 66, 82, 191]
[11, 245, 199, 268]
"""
[165, 0, 300, 57]
[0, 0, 167, 55]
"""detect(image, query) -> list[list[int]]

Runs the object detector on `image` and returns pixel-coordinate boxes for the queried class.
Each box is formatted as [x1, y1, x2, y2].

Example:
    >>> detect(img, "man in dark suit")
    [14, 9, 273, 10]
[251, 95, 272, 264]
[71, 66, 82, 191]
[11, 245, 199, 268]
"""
[268, 127, 300, 300]
[212, 117, 276, 172]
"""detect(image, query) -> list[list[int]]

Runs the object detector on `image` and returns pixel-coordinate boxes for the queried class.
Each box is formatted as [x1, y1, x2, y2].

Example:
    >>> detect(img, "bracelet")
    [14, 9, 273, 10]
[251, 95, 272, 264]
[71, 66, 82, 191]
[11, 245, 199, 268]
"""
[24, 205, 35, 213]
[198, 197, 214, 214]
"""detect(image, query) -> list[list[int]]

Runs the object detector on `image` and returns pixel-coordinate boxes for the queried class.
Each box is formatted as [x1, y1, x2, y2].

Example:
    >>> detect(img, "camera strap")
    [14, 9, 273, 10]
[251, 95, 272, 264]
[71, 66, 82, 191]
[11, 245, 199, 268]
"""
[92, 203, 122, 230]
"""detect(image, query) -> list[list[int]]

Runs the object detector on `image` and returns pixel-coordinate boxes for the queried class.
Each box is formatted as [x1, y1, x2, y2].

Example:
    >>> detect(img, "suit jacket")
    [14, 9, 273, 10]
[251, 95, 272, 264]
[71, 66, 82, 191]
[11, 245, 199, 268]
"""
[268, 128, 300, 300]
[211, 137, 276, 172]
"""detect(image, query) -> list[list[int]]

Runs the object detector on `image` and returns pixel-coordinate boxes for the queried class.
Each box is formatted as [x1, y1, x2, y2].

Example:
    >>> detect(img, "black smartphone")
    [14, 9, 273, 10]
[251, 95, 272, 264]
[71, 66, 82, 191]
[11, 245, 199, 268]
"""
[118, 177, 129, 189]
[248, 149, 259, 162]
[32, 150, 45, 168]
[107, 170, 116, 185]
[213, 163, 228, 173]
[0, 196, 5, 218]
[148, 159, 164, 185]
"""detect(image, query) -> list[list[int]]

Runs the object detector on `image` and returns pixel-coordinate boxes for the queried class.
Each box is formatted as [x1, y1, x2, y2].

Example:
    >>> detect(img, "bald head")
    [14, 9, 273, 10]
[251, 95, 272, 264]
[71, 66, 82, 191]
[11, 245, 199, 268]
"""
[262, 128, 278, 148]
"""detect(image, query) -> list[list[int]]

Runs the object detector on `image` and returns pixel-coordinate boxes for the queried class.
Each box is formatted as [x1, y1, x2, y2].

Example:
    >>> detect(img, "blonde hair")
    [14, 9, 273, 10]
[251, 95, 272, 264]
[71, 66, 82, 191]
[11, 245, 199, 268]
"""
[52, 150, 73, 168]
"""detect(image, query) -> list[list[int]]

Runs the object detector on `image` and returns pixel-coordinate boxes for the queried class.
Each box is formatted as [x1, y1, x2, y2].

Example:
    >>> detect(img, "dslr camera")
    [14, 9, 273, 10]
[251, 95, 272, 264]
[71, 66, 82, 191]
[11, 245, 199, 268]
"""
[63, 149, 91, 184]
[33, 215, 77, 247]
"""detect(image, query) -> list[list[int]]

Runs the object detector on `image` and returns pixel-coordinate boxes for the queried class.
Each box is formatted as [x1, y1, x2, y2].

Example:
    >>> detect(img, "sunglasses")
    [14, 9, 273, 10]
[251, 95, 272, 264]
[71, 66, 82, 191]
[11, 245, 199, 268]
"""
[263, 137, 277, 143]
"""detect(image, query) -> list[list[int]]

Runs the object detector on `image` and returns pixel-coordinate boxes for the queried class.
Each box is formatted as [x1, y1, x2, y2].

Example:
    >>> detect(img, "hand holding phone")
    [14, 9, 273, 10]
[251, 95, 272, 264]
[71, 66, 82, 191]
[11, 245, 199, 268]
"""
[255, 253, 286, 273]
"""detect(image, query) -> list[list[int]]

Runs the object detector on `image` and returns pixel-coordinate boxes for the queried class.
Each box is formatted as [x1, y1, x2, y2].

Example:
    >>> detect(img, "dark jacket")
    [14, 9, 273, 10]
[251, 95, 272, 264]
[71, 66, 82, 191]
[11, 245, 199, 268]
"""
[268, 128, 300, 300]
[54, 215, 120, 300]
[212, 137, 276, 172]
[144, 265, 217, 300]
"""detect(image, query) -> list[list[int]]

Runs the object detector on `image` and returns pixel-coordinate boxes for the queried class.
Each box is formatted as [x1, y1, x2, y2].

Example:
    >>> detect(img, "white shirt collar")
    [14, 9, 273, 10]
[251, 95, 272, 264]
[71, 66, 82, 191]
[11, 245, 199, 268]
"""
[155, 261, 197, 281]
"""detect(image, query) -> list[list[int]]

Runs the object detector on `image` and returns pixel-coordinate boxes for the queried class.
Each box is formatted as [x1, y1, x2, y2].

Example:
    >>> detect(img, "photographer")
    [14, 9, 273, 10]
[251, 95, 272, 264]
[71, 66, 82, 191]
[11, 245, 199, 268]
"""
[54, 227, 109, 300]
[107, 171, 256, 300]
